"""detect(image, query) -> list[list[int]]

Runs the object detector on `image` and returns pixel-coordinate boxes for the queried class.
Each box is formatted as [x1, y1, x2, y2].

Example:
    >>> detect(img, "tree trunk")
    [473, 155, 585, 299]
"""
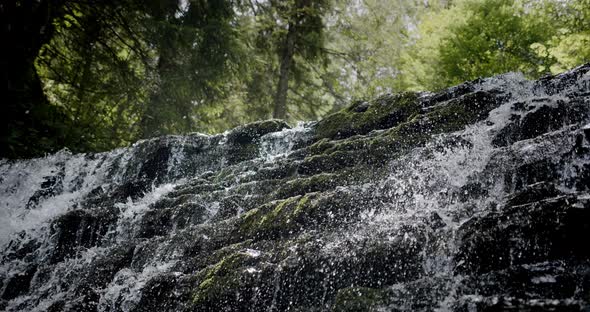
[273, 22, 297, 120]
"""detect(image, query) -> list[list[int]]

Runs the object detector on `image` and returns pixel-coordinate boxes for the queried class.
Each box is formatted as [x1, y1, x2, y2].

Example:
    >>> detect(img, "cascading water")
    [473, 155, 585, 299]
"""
[1, 65, 589, 311]
[323, 70, 590, 310]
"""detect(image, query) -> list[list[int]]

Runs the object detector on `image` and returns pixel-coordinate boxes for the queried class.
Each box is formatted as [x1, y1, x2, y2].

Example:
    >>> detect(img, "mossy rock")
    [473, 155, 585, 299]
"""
[192, 248, 275, 311]
[332, 287, 390, 312]
[237, 185, 398, 241]
[226, 119, 290, 145]
[272, 173, 340, 199]
[315, 93, 420, 140]
[269, 229, 426, 310]
[307, 138, 336, 155]
[238, 195, 313, 239]
[239, 161, 299, 183]
[221, 120, 291, 164]
[298, 150, 361, 175]
[274, 166, 381, 201]
[420, 90, 499, 132]
[236, 190, 361, 240]
[305, 90, 501, 174]
[232, 179, 282, 196]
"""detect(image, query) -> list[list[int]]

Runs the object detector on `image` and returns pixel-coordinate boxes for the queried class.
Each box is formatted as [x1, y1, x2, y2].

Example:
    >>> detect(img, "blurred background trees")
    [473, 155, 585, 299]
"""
[1, 0, 589, 158]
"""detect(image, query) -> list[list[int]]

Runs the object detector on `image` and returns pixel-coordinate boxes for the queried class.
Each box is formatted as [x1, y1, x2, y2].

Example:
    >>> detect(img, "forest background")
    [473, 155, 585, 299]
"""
[1, 0, 589, 158]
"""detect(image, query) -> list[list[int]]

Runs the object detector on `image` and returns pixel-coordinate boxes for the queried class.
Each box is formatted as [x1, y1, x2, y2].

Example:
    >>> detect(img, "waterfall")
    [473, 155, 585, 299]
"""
[1, 65, 589, 311]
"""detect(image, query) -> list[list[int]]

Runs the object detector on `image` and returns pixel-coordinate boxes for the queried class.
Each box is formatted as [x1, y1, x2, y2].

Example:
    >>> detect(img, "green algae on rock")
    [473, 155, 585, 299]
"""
[314, 92, 421, 140]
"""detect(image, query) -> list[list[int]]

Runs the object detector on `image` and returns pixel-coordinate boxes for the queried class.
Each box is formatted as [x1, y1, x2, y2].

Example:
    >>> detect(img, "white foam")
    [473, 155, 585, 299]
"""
[259, 122, 313, 161]
[98, 261, 177, 312]
[114, 182, 178, 242]
[0, 148, 126, 247]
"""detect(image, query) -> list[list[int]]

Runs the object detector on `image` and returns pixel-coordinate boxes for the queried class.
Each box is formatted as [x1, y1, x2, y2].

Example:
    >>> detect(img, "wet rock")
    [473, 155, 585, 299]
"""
[332, 287, 390, 312]
[138, 202, 208, 238]
[1, 232, 42, 262]
[423, 212, 446, 230]
[454, 297, 586, 312]
[137, 145, 171, 184]
[456, 195, 590, 274]
[1, 264, 37, 300]
[504, 159, 560, 192]
[505, 182, 561, 206]
[48, 207, 118, 263]
[2, 64, 590, 311]
[223, 120, 290, 164]
[419, 77, 482, 108]
[457, 261, 588, 303]
[191, 227, 425, 311]
[26, 165, 65, 209]
[227, 120, 290, 145]
[126, 273, 196, 312]
[457, 182, 488, 202]
[315, 93, 420, 140]
[493, 99, 590, 147]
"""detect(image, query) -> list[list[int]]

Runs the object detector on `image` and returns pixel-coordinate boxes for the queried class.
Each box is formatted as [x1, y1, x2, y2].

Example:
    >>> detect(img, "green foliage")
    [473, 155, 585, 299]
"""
[398, 0, 545, 90]
[396, 0, 590, 91]
[437, 0, 555, 84]
[138, 0, 248, 138]
[3, 0, 590, 158]
[22, 0, 258, 155]
[533, 0, 590, 73]
[244, 0, 334, 120]
[35, 1, 151, 152]
[323, 0, 430, 105]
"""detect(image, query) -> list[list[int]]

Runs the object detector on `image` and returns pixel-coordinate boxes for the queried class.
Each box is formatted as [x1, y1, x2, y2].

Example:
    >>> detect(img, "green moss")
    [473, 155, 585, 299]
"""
[273, 173, 338, 198]
[238, 204, 269, 235]
[307, 138, 336, 155]
[332, 287, 390, 312]
[242, 206, 261, 220]
[238, 194, 316, 238]
[232, 179, 281, 196]
[213, 166, 236, 184]
[331, 90, 499, 168]
[315, 92, 420, 140]
[261, 196, 298, 226]
[300, 94, 423, 173]
[241, 162, 298, 182]
[321, 137, 368, 155]
[297, 90, 498, 178]
[193, 250, 258, 306]
[220, 89, 502, 264]
[318, 90, 496, 157]
[400, 90, 497, 137]
[298, 151, 358, 175]
[201, 253, 246, 285]
[292, 195, 310, 216]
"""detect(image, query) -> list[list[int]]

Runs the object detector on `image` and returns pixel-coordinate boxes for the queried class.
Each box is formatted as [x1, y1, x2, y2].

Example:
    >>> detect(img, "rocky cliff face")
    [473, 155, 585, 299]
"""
[1, 64, 590, 311]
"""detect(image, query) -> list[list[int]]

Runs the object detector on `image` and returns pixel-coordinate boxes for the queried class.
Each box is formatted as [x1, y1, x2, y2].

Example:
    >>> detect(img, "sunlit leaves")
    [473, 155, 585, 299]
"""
[395, 0, 590, 91]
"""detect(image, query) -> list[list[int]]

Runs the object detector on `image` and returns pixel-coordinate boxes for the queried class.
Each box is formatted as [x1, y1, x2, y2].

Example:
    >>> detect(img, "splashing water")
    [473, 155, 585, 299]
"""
[259, 122, 313, 161]
[1, 65, 589, 311]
